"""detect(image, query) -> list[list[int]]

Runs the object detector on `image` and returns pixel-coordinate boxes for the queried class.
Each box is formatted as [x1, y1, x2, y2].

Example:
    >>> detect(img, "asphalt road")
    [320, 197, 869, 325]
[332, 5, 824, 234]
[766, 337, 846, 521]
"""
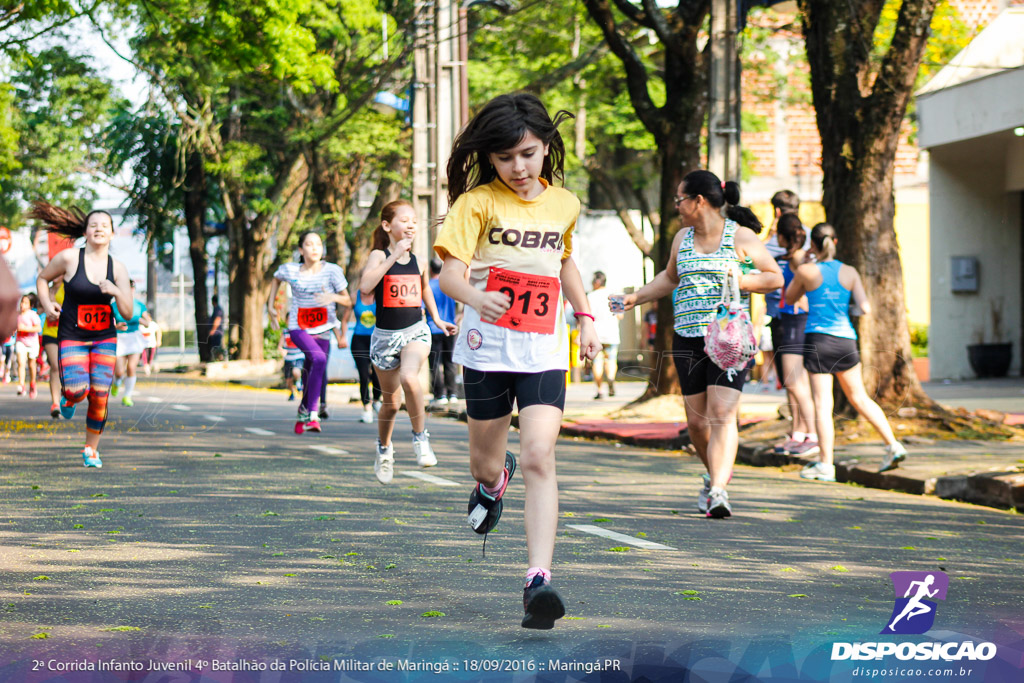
[1, 382, 1022, 682]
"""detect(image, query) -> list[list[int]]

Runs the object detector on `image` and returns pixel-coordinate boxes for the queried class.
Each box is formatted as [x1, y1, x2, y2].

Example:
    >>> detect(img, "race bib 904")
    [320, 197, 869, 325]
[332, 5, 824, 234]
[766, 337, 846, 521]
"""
[297, 307, 328, 329]
[77, 305, 111, 331]
[485, 267, 560, 334]
[382, 274, 422, 308]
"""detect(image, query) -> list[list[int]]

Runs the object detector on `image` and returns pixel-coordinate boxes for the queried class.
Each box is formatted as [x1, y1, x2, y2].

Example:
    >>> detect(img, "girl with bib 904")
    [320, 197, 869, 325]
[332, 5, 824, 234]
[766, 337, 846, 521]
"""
[613, 171, 783, 519]
[361, 200, 457, 481]
[784, 223, 908, 480]
[32, 202, 134, 468]
[436, 93, 600, 630]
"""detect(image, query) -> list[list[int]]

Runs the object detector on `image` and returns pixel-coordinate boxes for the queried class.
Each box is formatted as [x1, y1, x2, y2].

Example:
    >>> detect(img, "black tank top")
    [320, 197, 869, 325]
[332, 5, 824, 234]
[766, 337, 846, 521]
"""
[373, 250, 424, 330]
[58, 248, 116, 341]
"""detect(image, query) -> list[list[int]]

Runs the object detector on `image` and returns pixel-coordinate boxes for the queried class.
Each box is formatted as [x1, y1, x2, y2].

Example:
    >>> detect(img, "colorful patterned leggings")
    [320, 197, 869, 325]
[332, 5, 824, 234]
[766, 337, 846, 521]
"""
[58, 337, 116, 435]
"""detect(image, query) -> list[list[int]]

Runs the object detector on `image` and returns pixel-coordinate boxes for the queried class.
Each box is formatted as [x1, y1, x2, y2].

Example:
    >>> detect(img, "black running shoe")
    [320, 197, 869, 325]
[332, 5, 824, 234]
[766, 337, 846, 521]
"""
[522, 575, 565, 629]
[467, 451, 516, 534]
[318, 404, 329, 420]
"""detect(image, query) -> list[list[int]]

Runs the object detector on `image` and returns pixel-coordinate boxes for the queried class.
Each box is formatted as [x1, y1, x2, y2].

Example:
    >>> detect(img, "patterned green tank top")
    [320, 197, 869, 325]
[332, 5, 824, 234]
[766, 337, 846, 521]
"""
[672, 219, 748, 338]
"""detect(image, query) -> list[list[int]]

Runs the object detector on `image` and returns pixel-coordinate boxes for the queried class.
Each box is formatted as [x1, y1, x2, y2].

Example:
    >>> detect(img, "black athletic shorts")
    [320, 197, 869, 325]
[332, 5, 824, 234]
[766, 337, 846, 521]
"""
[462, 367, 566, 421]
[672, 333, 748, 396]
[776, 313, 808, 356]
[803, 333, 860, 374]
[41, 334, 58, 347]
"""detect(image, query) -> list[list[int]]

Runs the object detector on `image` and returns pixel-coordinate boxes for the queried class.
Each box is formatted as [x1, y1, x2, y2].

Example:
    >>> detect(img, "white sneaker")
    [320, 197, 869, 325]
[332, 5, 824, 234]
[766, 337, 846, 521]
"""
[696, 473, 711, 513]
[372, 400, 382, 414]
[374, 440, 394, 484]
[447, 395, 459, 405]
[878, 442, 908, 473]
[413, 432, 437, 467]
[799, 461, 836, 482]
[360, 407, 373, 424]
[705, 486, 732, 518]
[435, 396, 448, 406]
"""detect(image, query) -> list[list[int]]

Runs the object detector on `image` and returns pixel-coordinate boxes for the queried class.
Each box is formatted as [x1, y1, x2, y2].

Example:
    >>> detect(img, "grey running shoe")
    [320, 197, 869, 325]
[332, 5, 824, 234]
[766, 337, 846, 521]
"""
[789, 438, 821, 456]
[878, 442, 907, 473]
[697, 473, 711, 513]
[705, 486, 732, 519]
[799, 461, 836, 482]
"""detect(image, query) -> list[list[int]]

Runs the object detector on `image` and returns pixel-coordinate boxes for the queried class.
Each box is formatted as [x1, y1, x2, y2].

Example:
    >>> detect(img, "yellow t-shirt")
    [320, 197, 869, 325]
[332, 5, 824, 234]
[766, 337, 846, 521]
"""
[434, 178, 580, 372]
[42, 285, 63, 337]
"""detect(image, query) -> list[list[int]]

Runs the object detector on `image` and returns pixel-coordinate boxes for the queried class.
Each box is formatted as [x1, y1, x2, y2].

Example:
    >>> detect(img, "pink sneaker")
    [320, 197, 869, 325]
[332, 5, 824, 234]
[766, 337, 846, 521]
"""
[304, 419, 321, 433]
[294, 420, 305, 435]
[29, 383, 37, 399]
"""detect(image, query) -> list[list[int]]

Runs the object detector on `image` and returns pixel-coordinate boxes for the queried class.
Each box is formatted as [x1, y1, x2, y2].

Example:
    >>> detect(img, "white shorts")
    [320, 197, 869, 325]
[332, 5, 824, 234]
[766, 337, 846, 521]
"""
[116, 330, 146, 357]
[15, 339, 39, 360]
[370, 320, 431, 371]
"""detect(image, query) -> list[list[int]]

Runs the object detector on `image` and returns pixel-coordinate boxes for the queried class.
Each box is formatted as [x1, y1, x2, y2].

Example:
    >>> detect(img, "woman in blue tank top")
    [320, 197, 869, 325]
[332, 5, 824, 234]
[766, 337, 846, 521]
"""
[343, 284, 381, 423]
[785, 223, 907, 481]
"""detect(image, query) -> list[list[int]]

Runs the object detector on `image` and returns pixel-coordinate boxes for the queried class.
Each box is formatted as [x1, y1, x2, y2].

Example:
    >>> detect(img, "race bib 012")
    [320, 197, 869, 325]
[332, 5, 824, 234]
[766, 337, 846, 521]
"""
[77, 305, 111, 332]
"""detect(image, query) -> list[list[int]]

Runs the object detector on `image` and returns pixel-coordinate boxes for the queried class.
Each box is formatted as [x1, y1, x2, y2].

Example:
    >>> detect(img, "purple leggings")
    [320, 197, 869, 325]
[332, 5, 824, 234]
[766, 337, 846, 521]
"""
[289, 329, 330, 414]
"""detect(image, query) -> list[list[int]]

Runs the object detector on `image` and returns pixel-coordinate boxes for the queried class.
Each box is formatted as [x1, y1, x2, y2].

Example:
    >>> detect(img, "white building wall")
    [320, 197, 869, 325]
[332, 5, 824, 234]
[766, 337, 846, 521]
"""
[930, 146, 1022, 379]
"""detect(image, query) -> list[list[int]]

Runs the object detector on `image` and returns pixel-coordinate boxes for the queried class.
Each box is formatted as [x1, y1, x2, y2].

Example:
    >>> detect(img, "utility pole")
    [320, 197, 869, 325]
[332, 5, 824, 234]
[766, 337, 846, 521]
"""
[411, 1, 437, 264]
[708, 0, 742, 183]
[411, 0, 464, 261]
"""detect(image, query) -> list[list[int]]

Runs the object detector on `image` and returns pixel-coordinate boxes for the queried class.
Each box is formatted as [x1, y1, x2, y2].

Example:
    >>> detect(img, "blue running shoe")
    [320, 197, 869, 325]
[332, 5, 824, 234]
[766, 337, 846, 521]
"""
[522, 575, 565, 630]
[59, 396, 76, 420]
[82, 447, 102, 468]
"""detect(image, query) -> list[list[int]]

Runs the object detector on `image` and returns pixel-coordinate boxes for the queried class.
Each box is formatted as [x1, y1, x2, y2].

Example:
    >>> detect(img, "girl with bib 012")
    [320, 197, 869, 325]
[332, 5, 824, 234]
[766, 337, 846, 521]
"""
[784, 223, 907, 481]
[31, 202, 134, 468]
[268, 231, 351, 434]
[360, 200, 456, 480]
[435, 93, 600, 629]
[612, 171, 782, 519]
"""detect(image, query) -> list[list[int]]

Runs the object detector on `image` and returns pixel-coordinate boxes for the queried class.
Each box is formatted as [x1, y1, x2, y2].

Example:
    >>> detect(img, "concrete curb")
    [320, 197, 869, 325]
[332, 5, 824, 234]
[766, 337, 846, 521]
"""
[736, 442, 1023, 513]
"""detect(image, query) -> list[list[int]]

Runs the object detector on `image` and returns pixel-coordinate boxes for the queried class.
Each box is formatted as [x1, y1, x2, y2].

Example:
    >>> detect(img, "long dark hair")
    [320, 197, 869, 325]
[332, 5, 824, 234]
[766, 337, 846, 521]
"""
[446, 93, 573, 207]
[776, 213, 806, 256]
[27, 201, 112, 240]
[681, 170, 762, 234]
[372, 200, 414, 252]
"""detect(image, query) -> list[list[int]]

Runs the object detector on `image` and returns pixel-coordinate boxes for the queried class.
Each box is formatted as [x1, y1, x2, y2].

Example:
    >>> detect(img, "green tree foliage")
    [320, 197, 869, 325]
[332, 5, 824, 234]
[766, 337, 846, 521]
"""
[0, 46, 123, 227]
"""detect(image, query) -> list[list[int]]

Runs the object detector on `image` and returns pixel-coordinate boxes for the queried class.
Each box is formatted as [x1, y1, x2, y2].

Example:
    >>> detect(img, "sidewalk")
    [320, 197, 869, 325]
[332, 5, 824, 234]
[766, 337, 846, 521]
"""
[553, 380, 1024, 514]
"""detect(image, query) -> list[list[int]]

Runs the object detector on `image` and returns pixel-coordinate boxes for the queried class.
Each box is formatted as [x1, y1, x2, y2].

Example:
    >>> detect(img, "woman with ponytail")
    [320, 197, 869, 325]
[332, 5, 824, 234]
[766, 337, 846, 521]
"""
[785, 223, 907, 481]
[32, 202, 134, 468]
[613, 170, 783, 518]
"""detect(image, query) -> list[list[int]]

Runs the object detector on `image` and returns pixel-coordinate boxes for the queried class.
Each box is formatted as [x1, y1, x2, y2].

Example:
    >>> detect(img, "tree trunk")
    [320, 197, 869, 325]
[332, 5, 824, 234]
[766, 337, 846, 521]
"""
[227, 155, 310, 362]
[184, 150, 211, 362]
[345, 153, 411, 287]
[799, 0, 938, 409]
[583, 0, 709, 398]
[309, 146, 366, 268]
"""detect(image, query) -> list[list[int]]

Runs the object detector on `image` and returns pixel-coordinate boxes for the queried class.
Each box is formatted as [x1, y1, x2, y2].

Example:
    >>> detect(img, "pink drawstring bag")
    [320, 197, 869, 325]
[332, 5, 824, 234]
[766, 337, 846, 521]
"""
[704, 262, 757, 379]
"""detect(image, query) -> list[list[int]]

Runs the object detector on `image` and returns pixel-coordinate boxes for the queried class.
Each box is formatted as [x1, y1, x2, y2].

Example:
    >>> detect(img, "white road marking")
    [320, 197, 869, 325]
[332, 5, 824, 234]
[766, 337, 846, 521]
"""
[204, 416, 226, 423]
[566, 524, 677, 550]
[401, 471, 460, 487]
[244, 427, 276, 436]
[172, 404, 191, 412]
[310, 445, 349, 455]
[146, 397, 164, 403]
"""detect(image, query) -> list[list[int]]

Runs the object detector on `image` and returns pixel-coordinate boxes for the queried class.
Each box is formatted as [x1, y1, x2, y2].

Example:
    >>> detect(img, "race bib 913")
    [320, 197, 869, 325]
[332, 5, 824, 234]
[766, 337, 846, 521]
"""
[485, 267, 560, 334]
